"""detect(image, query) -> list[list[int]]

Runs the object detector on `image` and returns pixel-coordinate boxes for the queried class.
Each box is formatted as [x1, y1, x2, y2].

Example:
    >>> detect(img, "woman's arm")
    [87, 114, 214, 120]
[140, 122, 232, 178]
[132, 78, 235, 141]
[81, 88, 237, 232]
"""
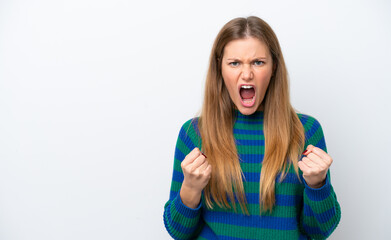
[298, 115, 341, 239]
[163, 119, 207, 240]
[300, 170, 341, 239]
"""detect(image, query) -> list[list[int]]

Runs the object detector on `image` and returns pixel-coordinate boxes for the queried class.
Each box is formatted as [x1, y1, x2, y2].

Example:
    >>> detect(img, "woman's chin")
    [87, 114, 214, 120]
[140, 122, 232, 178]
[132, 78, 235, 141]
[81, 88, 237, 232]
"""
[235, 105, 259, 115]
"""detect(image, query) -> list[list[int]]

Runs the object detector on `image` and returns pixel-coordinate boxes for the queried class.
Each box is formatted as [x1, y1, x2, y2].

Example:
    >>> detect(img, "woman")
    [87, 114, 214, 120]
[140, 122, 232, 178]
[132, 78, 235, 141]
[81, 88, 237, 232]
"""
[163, 16, 341, 240]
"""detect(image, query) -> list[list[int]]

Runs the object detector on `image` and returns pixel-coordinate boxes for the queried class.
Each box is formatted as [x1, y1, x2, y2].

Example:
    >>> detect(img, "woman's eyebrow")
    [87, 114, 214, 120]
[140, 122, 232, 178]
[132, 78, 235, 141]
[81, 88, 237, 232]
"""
[226, 57, 267, 61]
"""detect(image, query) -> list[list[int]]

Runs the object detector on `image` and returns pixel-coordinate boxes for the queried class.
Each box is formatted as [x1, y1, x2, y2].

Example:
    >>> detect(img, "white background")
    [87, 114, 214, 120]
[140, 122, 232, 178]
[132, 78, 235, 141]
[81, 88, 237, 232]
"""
[1, 0, 390, 239]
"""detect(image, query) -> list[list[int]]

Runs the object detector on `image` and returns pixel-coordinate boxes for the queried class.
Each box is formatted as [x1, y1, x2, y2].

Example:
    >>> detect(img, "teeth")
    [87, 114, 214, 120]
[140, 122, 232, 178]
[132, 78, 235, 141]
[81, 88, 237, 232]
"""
[241, 85, 253, 89]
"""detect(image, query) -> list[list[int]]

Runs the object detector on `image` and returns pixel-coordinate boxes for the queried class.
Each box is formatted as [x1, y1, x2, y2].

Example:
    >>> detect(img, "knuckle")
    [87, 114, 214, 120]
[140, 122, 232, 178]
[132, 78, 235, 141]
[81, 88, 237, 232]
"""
[193, 169, 199, 176]
[187, 166, 195, 173]
[193, 148, 200, 154]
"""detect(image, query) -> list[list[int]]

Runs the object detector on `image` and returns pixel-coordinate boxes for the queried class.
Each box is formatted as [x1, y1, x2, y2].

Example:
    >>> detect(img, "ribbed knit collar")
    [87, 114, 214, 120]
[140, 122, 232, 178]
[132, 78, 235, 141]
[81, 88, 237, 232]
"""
[234, 109, 264, 122]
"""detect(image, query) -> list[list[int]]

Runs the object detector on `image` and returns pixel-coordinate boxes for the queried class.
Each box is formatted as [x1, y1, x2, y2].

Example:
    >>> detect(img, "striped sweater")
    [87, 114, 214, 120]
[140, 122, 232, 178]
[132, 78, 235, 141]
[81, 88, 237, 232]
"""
[163, 110, 341, 239]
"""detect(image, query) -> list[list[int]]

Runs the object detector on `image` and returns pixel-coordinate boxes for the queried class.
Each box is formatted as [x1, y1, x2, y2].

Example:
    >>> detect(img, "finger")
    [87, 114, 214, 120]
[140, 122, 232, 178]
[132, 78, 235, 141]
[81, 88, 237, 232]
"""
[298, 160, 311, 173]
[189, 154, 206, 170]
[302, 144, 315, 155]
[198, 160, 209, 172]
[302, 157, 321, 169]
[204, 164, 212, 177]
[310, 147, 333, 165]
[306, 152, 327, 169]
[182, 148, 202, 166]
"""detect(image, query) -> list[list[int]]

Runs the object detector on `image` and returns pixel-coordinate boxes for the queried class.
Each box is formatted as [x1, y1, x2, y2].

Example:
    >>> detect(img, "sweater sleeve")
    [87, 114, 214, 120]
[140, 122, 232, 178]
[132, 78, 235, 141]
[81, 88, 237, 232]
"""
[298, 115, 341, 239]
[163, 118, 204, 240]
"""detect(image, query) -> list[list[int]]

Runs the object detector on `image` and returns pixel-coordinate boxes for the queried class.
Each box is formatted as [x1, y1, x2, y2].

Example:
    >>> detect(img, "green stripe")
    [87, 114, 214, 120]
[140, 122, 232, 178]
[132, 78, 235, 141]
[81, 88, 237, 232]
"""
[241, 163, 262, 172]
[176, 138, 191, 157]
[302, 115, 315, 132]
[209, 202, 299, 217]
[205, 222, 300, 239]
[243, 182, 304, 194]
[237, 145, 264, 154]
[164, 212, 192, 239]
[234, 122, 263, 129]
[173, 158, 182, 172]
[307, 126, 323, 145]
[170, 180, 182, 192]
[304, 192, 335, 214]
[302, 212, 339, 229]
[234, 133, 265, 140]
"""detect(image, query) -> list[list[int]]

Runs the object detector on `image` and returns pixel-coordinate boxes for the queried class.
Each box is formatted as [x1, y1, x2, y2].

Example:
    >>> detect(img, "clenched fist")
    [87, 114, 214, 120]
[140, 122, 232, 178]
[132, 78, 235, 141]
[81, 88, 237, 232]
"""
[180, 148, 212, 208]
[298, 145, 333, 189]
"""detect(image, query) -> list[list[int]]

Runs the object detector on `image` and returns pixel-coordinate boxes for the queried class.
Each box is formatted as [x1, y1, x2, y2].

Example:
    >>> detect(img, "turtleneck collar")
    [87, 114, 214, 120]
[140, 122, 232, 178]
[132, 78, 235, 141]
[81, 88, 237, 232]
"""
[234, 109, 264, 122]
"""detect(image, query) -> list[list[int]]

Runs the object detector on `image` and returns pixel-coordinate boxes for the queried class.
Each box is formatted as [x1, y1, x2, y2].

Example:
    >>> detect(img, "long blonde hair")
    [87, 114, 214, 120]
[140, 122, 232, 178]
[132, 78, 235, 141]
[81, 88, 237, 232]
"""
[199, 16, 305, 214]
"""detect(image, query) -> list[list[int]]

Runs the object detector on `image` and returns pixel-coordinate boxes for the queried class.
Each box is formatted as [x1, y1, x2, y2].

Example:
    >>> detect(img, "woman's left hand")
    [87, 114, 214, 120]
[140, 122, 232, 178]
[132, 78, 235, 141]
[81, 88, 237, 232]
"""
[298, 145, 333, 189]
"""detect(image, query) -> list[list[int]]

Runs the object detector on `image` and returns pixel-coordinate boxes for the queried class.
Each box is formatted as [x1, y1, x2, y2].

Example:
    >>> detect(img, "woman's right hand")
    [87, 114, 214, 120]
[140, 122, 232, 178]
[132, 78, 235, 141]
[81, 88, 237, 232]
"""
[179, 148, 212, 208]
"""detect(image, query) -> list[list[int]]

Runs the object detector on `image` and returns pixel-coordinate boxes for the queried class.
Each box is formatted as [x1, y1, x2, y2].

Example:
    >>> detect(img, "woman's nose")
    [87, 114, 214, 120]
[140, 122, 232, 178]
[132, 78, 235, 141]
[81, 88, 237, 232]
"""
[241, 65, 253, 80]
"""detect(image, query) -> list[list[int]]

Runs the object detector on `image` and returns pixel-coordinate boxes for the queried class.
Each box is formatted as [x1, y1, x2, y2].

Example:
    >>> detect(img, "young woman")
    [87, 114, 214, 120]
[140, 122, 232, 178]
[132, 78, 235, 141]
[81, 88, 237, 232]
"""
[163, 16, 341, 240]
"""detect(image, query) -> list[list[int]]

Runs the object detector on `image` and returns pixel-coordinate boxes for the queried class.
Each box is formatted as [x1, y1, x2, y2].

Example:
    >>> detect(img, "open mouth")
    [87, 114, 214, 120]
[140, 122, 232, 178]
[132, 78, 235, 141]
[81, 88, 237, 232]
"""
[239, 85, 256, 107]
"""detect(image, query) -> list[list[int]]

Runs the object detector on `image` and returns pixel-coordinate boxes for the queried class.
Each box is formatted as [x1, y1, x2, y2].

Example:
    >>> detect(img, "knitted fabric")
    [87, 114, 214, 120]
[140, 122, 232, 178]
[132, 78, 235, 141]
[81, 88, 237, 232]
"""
[163, 110, 341, 239]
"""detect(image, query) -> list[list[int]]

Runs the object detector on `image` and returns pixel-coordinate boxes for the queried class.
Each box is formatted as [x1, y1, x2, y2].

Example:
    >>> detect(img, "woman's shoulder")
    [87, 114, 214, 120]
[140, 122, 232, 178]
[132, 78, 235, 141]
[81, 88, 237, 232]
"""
[296, 112, 323, 132]
[180, 117, 200, 132]
[296, 112, 327, 152]
[178, 117, 201, 141]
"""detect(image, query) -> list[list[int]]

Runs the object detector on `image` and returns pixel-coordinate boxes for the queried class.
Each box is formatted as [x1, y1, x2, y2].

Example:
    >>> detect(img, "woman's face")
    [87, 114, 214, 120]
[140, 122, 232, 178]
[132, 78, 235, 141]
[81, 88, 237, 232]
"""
[221, 37, 274, 115]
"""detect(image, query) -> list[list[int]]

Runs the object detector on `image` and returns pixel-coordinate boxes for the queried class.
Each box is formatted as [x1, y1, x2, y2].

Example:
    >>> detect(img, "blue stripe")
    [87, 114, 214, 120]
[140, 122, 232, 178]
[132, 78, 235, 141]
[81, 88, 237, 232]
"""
[204, 211, 298, 230]
[173, 170, 184, 183]
[298, 113, 309, 126]
[299, 234, 310, 240]
[314, 135, 326, 151]
[179, 127, 196, 151]
[275, 194, 303, 206]
[242, 172, 300, 184]
[302, 222, 336, 237]
[191, 118, 201, 137]
[234, 128, 263, 135]
[276, 172, 301, 184]
[305, 119, 320, 140]
[242, 171, 260, 182]
[235, 120, 263, 125]
[235, 139, 265, 146]
[165, 203, 199, 235]
[226, 193, 301, 206]
[303, 204, 336, 224]
[303, 175, 331, 201]
[200, 223, 310, 240]
[199, 225, 219, 239]
[236, 113, 264, 120]
[170, 190, 179, 200]
[174, 147, 186, 162]
[200, 224, 256, 240]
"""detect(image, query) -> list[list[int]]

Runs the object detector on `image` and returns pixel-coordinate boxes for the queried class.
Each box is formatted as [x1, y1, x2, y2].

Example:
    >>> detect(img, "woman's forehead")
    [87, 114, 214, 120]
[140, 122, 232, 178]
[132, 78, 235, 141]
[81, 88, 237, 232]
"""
[223, 37, 270, 59]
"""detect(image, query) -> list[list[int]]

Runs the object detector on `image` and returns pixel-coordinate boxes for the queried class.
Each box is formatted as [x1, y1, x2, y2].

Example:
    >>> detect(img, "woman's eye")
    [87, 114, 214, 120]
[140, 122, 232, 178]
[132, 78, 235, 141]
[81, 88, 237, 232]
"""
[254, 61, 264, 66]
[229, 62, 239, 67]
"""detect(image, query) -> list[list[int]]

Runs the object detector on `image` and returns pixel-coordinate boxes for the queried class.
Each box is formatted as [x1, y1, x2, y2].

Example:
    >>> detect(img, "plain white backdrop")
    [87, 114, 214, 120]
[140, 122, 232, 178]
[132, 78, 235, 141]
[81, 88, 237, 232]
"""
[0, 0, 390, 239]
